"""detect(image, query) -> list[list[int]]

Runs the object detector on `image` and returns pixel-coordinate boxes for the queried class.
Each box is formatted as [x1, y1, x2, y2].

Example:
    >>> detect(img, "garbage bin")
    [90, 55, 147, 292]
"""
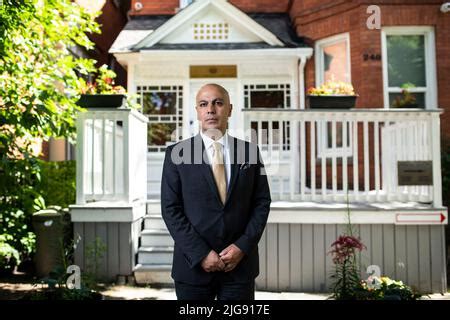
[32, 206, 69, 278]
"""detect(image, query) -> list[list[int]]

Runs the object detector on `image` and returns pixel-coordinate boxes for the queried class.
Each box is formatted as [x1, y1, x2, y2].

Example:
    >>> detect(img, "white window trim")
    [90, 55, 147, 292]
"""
[315, 33, 351, 86]
[314, 33, 353, 159]
[381, 26, 437, 110]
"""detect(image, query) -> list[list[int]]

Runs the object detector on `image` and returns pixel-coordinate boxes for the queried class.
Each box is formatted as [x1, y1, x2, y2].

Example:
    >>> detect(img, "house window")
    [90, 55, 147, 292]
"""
[315, 33, 352, 159]
[244, 84, 290, 109]
[245, 84, 291, 150]
[382, 27, 437, 109]
[315, 33, 351, 85]
[137, 85, 183, 152]
[180, 0, 194, 9]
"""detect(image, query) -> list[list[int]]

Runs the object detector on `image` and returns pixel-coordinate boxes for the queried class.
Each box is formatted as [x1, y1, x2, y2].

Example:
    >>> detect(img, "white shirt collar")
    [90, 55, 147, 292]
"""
[200, 130, 228, 150]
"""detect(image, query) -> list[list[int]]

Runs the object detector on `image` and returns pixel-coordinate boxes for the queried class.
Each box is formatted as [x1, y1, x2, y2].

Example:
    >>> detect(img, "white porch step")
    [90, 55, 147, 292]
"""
[144, 215, 167, 230]
[146, 200, 161, 215]
[137, 246, 174, 264]
[140, 229, 174, 246]
[133, 263, 173, 285]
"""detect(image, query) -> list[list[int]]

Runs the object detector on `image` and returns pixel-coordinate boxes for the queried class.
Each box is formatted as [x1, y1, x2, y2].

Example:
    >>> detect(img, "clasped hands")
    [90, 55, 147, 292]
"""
[200, 244, 244, 273]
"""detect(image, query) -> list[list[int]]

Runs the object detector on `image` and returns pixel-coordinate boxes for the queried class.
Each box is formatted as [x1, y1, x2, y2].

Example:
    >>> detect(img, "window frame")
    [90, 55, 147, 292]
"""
[136, 85, 184, 152]
[243, 83, 291, 109]
[314, 33, 351, 86]
[381, 26, 437, 110]
[314, 33, 353, 159]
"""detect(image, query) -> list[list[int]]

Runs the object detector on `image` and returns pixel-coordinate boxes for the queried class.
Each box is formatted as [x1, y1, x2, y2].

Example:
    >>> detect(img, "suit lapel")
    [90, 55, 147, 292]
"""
[224, 137, 238, 205]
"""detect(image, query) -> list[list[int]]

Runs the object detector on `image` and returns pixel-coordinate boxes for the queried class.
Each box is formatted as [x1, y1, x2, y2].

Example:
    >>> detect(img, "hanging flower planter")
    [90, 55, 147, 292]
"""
[77, 94, 127, 108]
[307, 95, 357, 109]
[77, 65, 132, 109]
[307, 80, 358, 109]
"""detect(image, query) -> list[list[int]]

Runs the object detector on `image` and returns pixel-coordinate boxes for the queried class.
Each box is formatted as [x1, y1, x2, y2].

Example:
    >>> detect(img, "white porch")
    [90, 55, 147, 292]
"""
[69, 104, 447, 292]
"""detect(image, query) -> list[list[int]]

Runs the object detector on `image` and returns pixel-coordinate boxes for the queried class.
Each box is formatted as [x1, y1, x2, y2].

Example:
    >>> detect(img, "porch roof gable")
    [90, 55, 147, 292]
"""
[110, 0, 307, 53]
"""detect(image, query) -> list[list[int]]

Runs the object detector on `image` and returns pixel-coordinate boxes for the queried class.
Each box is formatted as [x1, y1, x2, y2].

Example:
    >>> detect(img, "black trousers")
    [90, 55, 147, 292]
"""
[175, 275, 255, 300]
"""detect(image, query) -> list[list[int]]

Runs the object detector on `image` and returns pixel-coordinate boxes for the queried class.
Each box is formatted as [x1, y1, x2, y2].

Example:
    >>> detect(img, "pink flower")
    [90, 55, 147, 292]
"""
[329, 235, 366, 263]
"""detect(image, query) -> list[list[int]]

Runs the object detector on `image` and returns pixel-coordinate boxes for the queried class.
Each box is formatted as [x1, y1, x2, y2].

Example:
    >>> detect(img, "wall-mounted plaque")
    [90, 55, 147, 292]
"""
[190, 65, 237, 78]
[397, 161, 433, 186]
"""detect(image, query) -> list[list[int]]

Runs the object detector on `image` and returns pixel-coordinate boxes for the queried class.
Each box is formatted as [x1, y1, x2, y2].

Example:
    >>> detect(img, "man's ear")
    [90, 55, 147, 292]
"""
[195, 106, 201, 121]
[228, 104, 233, 117]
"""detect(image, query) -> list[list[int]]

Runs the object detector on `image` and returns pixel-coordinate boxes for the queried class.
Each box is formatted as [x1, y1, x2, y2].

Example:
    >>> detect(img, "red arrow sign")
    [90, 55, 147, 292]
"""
[396, 212, 447, 224]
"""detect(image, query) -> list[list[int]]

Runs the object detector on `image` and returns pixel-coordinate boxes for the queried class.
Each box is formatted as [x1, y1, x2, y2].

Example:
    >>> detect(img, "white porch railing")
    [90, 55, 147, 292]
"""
[243, 108, 443, 206]
[75, 108, 149, 204]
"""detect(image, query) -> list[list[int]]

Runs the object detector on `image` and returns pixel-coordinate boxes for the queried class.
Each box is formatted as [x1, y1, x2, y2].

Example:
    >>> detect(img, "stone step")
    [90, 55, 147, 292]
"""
[137, 246, 174, 264]
[140, 230, 173, 247]
[144, 215, 167, 230]
[133, 263, 173, 285]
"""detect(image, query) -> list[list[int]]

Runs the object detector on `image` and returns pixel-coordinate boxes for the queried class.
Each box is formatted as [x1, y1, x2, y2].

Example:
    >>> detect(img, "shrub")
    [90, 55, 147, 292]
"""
[0, 234, 20, 274]
[37, 160, 76, 208]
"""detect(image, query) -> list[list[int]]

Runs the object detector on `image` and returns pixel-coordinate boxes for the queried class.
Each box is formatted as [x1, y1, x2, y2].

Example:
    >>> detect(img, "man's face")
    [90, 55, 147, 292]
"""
[196, 85, 233, 136]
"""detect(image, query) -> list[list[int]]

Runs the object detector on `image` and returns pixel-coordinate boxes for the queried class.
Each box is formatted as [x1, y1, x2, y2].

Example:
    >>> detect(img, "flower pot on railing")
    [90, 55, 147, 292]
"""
[307, 95, 358, 109]
[307, 80, 358, 109]
[77, 94, 127, 109]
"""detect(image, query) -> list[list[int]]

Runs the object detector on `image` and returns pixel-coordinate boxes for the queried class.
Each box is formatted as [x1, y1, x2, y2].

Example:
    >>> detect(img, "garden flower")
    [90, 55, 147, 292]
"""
[329, 235, 366, 264]
[307, 80, 356, 96]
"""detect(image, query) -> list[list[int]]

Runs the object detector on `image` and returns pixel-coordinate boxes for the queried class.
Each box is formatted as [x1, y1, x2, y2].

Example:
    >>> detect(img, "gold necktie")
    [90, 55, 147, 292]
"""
[212, 142, 227, 205]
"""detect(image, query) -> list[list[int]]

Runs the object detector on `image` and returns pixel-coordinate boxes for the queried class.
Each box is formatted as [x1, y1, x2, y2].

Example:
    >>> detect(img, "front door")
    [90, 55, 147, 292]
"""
[187, 80, 242, 139]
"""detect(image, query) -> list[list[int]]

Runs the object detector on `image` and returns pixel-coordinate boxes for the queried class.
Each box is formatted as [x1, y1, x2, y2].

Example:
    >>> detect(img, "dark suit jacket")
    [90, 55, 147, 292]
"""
[161, 133, 271, 285]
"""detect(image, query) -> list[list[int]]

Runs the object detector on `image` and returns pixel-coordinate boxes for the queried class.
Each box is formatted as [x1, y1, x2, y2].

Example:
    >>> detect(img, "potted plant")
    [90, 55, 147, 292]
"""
[391, 82, 419, 108]
[307, 80, 358, 109]
[77, 64, 136, 109]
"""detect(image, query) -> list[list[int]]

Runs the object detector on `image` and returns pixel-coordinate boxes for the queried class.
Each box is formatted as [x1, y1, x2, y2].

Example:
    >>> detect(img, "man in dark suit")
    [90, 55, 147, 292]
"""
[161, 83, 271, 300]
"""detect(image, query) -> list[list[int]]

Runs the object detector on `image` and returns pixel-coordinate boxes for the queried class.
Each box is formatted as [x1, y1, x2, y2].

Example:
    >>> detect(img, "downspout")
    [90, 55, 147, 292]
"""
[298, 56, 307, 110]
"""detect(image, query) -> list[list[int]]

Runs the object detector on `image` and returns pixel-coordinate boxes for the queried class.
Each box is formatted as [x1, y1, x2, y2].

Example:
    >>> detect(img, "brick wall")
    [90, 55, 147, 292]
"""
[130, 0, 179, 15]
[129, 0, 291, 15]
[291, 1, 450, 140]
[84, 0, 128, 70]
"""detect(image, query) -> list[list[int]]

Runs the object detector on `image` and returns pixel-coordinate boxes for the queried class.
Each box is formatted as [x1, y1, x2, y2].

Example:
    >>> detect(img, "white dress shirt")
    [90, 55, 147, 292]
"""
[200, 130, 231, 189]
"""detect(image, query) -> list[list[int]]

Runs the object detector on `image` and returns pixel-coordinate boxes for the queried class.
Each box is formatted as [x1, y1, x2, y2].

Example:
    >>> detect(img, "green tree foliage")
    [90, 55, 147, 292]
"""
[0, 0, 100, 266]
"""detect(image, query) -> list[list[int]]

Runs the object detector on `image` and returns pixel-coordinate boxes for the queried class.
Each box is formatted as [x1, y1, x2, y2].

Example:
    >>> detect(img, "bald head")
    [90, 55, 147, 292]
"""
[195, 83, 233, 138]
[196, 83, 230, 104]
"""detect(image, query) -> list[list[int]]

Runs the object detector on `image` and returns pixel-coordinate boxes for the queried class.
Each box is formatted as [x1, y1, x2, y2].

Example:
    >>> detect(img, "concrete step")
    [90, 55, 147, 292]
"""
[137, 246, 174, 264]
[144, 215, 167, 230]
[133, 263, 173, 285]
[140, 230, 173, 247]
[146, 200, 161, 215]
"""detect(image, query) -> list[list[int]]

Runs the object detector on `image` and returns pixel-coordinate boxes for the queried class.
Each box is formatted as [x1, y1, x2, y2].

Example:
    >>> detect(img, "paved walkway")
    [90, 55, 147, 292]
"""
[1, 273, 449, 300]
[99, 285, 450, 300]
[99, 285, 331, 300]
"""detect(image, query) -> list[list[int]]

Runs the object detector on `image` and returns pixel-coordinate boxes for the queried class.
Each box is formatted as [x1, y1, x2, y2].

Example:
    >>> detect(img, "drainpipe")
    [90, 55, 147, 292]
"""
[298, 56, 307, 110]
